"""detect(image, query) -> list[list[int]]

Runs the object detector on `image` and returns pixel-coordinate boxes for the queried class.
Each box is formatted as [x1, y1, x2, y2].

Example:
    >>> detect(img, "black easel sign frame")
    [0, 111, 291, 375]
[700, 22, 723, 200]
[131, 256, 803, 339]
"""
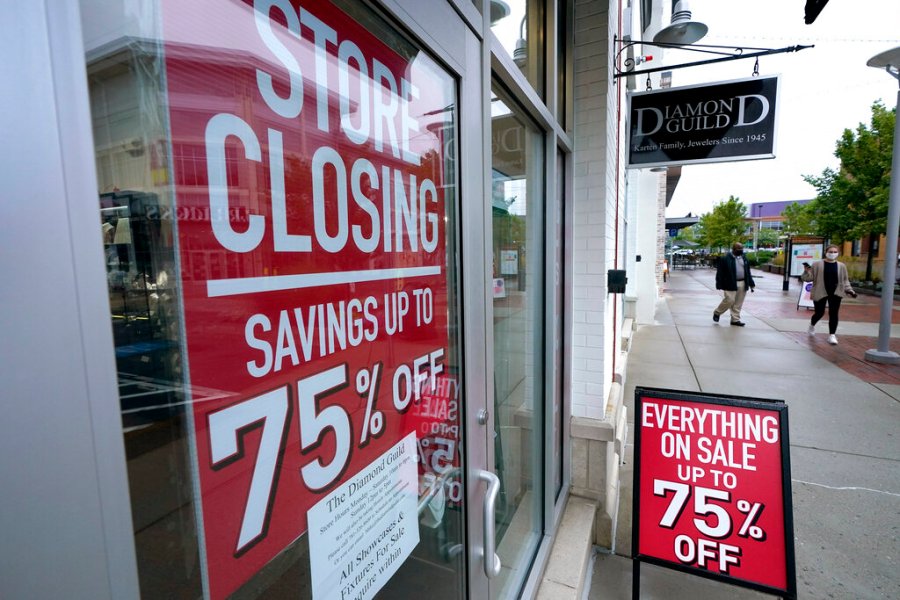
[632, 387, 796, 599]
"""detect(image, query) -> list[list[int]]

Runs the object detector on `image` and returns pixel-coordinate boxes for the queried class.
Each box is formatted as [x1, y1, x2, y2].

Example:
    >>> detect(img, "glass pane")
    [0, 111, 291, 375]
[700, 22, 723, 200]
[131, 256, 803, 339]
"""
[490, 0, 546, 98]
[81, 1, 465, 598]
[490, 88, 544, 596]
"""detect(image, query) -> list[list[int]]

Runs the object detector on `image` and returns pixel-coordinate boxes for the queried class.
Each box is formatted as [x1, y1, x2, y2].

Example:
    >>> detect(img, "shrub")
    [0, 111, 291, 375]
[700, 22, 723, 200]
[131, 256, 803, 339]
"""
[749, 250, 774, 267]
[844, 256, 883, 284]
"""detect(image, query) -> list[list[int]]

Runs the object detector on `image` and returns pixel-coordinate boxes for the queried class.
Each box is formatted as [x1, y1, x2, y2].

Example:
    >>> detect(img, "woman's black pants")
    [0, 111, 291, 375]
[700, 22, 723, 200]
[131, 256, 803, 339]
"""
[811, 294, 842, 334]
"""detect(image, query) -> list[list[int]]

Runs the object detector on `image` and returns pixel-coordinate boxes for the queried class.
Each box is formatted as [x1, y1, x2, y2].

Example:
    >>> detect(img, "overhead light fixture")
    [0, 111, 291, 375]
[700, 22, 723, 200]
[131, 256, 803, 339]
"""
[653, 0, 708, 45]
[865, 46, 900, 79]
[489, 0, 510, 25]
[514, 15, 527, 68]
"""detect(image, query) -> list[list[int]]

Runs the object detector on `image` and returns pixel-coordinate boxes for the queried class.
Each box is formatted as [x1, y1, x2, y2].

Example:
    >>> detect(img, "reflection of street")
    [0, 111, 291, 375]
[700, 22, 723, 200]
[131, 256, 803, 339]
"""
[492, 287, 542, 592]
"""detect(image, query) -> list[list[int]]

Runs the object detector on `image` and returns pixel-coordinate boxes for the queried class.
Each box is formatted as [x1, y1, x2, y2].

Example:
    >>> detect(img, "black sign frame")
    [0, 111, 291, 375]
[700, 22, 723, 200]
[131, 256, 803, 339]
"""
[626, 75, 780, 169]
[632, 386, 797, 600]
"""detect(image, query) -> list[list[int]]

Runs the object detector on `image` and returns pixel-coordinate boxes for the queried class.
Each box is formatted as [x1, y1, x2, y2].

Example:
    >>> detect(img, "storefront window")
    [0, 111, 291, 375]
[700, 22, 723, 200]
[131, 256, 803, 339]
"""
[490, 88, 545, 596]
[82, 1, 464, 598]
[490, 0, 546, 99]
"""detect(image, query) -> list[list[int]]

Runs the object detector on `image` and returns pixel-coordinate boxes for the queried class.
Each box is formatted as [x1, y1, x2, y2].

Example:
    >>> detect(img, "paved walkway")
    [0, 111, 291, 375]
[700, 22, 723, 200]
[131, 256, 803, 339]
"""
[588, 268, 900, 600]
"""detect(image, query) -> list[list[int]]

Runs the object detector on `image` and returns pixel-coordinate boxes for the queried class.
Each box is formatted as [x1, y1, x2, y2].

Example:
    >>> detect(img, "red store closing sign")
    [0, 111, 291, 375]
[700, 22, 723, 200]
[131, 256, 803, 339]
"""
[633, 388, 796, 599]
[161, 0, 457, 597]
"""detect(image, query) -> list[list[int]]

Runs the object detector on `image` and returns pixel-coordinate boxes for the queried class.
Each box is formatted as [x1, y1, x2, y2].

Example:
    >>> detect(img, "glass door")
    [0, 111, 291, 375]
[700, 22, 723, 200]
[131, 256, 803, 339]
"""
[79, 0, 491, 598]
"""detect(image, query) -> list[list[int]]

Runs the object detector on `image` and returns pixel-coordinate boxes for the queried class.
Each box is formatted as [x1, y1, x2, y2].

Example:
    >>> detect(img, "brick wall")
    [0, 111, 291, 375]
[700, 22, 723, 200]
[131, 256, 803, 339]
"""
[571, 0, 621, 419]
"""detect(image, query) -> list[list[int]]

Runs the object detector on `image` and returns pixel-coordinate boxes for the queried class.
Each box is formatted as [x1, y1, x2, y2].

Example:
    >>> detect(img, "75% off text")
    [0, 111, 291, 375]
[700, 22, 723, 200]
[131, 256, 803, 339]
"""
[207, 348, 444, 555]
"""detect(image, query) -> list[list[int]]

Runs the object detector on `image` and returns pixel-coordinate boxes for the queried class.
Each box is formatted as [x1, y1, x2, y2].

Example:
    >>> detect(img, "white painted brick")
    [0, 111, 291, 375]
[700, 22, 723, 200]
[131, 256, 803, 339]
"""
[578, 274, 604, 287]
[587, 237, 606, 250]
[585, 406, 604, 420]
[573, 389, 599, 403]
[572, 344, 602, 358]
[585, 358, 604, 371]
[583, 311, 605, 327]
[585, 383, 605, 397]
[586, 335, 603, 347]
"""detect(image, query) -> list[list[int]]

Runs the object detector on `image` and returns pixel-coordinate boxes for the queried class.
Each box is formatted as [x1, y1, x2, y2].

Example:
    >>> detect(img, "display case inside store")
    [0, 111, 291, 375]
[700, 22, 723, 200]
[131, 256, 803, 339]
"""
[100, 190, 181, 427]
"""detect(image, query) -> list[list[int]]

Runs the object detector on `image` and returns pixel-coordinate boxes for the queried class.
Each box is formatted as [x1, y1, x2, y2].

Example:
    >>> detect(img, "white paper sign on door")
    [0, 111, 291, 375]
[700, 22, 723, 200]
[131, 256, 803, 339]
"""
[308, 432, 420, 600]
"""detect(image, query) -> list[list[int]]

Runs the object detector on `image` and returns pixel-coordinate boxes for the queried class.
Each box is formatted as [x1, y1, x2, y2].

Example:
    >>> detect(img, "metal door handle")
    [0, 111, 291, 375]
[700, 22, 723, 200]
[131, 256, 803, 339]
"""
[478, 469, 502, 578]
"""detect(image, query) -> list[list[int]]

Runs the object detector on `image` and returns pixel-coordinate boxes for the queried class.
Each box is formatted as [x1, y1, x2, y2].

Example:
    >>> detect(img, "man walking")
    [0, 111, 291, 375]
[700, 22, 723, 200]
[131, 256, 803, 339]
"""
[713, 242, 755, 326]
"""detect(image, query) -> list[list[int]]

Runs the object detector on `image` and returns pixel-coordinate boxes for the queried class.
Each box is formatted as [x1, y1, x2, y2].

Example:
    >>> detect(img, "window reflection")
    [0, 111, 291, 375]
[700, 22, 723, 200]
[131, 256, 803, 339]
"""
[490, 90, 544, 596]
[83, 1, 464, 598]
[490, 0, 545, 98]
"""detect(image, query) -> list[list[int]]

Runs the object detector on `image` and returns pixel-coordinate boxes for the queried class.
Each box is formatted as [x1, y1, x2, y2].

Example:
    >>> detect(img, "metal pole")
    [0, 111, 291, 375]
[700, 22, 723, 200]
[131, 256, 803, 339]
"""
[632, 559, 640, 600]
[782, 237, 792, 291]
[753, 220, 759, 261]
[865, 86, 900, 364]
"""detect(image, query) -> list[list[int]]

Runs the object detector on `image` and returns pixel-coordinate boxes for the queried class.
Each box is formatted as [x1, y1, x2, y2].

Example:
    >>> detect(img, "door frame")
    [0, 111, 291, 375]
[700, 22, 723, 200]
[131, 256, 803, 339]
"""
[1, 1, 141, 598]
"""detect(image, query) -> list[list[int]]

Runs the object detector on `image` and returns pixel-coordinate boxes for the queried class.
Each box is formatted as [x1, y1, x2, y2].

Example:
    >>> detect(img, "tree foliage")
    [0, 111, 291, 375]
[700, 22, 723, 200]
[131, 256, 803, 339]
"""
[803, 101, 896, 241]
[781, 201, 817, 236]
[675, 224, 701, 244]
[699, 196, 748, 249]
[754, 227, 781, 248]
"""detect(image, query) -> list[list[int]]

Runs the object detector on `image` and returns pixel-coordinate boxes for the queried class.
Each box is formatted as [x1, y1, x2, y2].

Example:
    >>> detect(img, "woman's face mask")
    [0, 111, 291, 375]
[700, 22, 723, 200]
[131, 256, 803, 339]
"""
[826, 252, 839, 260]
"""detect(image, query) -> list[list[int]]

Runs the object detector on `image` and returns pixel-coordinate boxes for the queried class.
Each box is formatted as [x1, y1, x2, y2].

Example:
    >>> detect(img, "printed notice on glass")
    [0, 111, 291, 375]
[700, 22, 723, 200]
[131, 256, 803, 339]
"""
[309, 432, 419, 600]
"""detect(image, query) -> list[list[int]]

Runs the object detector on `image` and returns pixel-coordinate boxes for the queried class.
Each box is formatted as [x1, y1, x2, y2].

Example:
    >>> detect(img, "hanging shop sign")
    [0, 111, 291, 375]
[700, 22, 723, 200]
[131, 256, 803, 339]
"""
[633, 387, 796, 600]
[161, 0, 456, 597]
[626, 76, 779, 168]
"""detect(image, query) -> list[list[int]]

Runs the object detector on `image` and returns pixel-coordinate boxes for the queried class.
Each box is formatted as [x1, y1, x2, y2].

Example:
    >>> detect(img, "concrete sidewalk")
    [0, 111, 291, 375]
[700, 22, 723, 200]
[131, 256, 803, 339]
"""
[588, 268, 900, 599]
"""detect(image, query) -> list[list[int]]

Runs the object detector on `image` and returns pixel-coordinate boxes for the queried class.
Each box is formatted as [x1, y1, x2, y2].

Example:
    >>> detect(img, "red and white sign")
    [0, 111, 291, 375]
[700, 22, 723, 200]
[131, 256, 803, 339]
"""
[161, 1, 456, 597]
[634, 388, 795, 598]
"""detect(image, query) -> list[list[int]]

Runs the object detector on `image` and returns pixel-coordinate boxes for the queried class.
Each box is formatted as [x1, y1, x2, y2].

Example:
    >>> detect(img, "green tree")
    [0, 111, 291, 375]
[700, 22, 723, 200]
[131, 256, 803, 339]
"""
[700, 196, 748, 250]
[755, 227, 781, 248]
[781, 201, 817, 236]
[804, 101, 896, 279]
[675, 224, 701, 245]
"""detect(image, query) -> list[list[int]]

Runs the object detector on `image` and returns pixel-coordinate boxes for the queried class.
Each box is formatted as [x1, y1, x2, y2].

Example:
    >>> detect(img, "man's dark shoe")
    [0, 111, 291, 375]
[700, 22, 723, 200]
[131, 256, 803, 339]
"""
[730, 320, 746, 327]
[712, 312, 720, 323]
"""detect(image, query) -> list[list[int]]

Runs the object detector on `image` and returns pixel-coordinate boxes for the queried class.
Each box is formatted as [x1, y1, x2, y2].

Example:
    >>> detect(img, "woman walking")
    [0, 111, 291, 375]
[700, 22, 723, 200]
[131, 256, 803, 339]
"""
[801, 244, 858, 345]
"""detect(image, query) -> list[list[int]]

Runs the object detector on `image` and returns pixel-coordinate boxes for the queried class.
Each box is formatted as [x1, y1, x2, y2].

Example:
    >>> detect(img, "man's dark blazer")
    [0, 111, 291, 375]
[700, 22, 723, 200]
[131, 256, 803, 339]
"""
[715, 253, 755, 291]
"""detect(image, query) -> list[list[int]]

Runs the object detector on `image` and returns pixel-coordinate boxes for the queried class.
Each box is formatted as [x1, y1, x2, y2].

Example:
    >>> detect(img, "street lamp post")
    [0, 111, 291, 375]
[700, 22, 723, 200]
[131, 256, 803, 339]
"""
[864, 47, 900, 365]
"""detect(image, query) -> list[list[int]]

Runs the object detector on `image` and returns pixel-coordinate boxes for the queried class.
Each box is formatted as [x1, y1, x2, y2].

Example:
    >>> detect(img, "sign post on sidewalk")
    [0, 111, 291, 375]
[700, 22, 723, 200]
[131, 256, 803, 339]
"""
[632, 387, 796, 600]
[782, 236, 792, 292]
